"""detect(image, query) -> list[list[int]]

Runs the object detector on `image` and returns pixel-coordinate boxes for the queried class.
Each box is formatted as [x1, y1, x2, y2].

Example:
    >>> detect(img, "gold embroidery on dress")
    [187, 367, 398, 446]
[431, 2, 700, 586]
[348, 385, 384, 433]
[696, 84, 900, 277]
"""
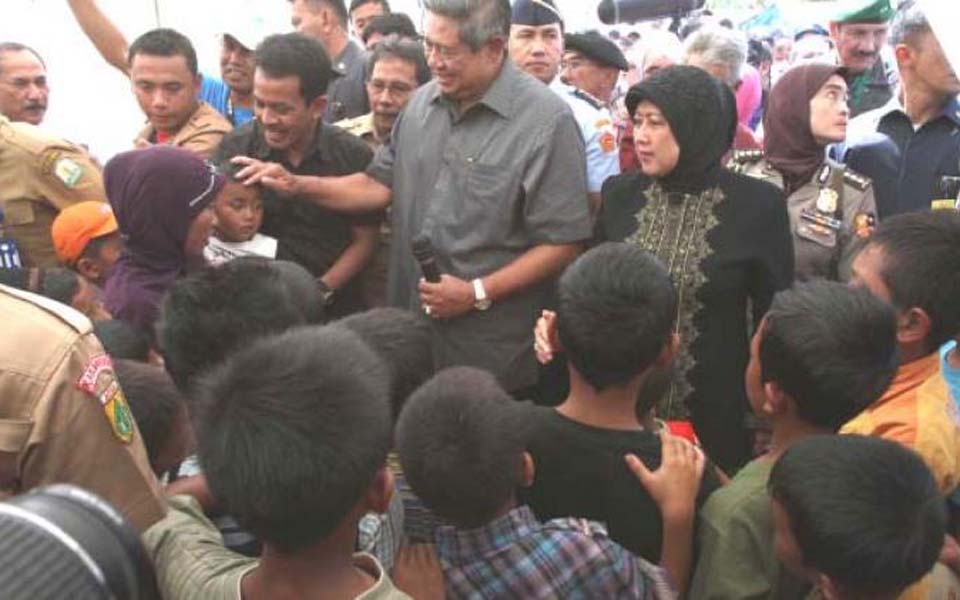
[626, 182, 723, 419]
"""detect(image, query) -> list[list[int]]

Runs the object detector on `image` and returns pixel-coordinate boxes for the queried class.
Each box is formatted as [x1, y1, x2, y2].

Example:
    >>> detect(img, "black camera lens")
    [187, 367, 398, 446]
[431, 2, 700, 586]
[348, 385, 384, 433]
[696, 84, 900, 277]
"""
[0, 485, 155, 600]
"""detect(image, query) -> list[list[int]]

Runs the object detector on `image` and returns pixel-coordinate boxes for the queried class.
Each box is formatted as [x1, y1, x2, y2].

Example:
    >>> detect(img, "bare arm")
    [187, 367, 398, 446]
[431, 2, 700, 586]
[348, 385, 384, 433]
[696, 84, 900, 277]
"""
[482, 243, 583, 302]
[320, 223, 379, 291]
[66, 0, 130, 75]
[293, 172, 393, 213]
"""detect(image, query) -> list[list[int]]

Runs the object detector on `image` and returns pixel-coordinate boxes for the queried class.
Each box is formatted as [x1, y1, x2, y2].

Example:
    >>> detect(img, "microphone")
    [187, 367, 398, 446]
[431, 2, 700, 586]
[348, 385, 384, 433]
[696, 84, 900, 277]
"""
[411, 235, 442, 283]
[597, 0, 705, 25]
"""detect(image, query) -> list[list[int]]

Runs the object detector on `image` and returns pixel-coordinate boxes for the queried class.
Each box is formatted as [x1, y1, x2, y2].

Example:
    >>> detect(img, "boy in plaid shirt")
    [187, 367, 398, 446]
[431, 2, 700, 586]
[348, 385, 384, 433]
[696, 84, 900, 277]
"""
[396, 361, 705, 600]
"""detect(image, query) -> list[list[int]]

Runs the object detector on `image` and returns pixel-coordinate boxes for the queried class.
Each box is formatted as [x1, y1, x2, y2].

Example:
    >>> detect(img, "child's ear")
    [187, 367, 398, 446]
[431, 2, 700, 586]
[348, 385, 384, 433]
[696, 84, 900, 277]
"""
[898, 307, 932, 349]
[74, 258, 100, 283]
[763, 380, 788, 417]
[520, 451, 535, 488]
[655, 332, 681, 367]
[817, 573, 843, 600]
[364, 466, 395, 514]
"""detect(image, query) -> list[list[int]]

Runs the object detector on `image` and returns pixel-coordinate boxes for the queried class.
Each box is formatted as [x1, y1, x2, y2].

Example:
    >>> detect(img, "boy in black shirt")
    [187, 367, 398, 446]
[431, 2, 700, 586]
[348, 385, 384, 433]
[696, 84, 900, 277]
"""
[522, 242, 721, 563]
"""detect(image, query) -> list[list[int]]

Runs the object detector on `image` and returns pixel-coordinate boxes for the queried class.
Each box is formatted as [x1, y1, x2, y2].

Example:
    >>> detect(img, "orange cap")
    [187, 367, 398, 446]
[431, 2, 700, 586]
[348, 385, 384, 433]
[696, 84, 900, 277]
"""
[51, 201, 119, 265]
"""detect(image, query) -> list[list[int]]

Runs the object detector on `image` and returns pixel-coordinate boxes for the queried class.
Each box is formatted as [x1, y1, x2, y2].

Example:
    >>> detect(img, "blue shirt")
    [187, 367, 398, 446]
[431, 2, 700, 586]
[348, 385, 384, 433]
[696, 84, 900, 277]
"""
[942, 341, 960, 411]
[201, 74, 253, 127]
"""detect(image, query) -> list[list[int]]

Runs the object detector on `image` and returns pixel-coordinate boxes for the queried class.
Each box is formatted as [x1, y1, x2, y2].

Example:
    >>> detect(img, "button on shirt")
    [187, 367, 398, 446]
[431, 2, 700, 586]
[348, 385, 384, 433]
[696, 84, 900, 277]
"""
[845, 95, 960, 216]
[366, 60, 592, 391]
[552, 81, 621, 193]
[215, 120, 378, 313]
[325, 41, 371, 123]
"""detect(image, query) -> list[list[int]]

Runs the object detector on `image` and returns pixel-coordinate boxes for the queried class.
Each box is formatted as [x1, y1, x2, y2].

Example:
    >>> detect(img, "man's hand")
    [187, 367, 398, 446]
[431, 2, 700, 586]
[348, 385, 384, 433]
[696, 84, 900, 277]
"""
[392, 544, 444, 600]
[418, 275, 475, 320]
[625, 432, 705, 521]
[231, 156, 300, 196]
[533, 309, 560, 364]
[165, 474, 219, 513]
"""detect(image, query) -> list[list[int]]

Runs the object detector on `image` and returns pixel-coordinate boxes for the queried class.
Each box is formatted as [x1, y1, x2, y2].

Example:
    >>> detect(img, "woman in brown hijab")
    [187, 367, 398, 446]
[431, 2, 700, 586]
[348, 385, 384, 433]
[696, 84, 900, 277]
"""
[730, 62, 879, 282]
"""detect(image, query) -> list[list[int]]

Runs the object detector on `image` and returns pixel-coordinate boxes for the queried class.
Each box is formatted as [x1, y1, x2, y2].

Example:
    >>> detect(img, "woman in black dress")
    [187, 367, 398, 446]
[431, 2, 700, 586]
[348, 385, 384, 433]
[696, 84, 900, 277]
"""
[599, 66, 794, 472]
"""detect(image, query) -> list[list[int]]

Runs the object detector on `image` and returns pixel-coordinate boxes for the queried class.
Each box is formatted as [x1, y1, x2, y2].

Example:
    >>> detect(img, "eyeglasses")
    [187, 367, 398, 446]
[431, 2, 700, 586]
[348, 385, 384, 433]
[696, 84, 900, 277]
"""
[367, 80, 414, 96]
[422, 38, 466, 62]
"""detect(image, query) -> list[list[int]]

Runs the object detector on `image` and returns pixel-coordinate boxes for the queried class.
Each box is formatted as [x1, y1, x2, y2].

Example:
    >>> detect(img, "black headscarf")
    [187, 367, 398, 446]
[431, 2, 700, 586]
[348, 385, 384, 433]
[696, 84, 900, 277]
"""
[626, 65, 738, 193]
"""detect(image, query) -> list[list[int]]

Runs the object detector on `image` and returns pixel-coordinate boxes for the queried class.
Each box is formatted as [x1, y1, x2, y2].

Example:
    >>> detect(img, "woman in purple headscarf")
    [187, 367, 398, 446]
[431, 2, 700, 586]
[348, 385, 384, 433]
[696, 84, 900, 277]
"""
[103, 146, 225, 339]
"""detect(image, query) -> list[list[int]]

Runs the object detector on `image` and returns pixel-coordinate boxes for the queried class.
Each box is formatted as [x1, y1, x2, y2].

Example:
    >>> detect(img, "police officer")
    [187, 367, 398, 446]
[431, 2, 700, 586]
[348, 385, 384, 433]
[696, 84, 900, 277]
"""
[0, 114, 106, 268]
[0, 284, 165, 533]
[830, 0, 897, 118]
[508, 0, 620, 213]
[730, 63, 877, 282]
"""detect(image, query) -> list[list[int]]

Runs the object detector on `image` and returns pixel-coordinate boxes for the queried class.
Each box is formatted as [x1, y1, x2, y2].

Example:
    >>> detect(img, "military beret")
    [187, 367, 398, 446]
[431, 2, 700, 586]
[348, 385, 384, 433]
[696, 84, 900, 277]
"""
[512, 0, 563, 27]
[832, 0, 894, 24]
[564, 30, 629, 71]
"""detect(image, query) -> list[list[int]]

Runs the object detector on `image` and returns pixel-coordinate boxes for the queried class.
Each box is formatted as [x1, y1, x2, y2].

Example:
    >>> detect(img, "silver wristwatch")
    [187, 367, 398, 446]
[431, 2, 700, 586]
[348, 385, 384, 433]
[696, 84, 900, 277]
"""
[472, 278, 492, 311]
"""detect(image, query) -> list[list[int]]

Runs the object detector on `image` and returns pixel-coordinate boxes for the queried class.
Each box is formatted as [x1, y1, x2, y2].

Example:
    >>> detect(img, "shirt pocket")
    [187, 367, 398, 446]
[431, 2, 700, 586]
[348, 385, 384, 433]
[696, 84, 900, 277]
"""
[0, 419, 33, 492]
[461, 162, 521, 233]
[3, 199, 36, 226]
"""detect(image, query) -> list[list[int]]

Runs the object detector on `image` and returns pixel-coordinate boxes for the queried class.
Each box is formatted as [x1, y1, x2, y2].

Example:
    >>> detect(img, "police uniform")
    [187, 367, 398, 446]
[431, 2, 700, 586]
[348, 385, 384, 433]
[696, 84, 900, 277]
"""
[554, 83, 620, 198]
[0, 285, 165, 532]
[0, 115, 106, 268]
[730, 150, 877, 281]
[136, 101, 232, 161]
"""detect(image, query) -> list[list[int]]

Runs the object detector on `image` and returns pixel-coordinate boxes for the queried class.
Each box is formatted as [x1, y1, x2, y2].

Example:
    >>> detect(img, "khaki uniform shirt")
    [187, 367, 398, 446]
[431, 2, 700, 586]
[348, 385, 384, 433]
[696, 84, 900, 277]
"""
[336, 112, 381, 151]
[136, 101, 232, 160]
[731, 152, 877, 282]
[0, 116, 106, 267]
[0, 285, 166, 532]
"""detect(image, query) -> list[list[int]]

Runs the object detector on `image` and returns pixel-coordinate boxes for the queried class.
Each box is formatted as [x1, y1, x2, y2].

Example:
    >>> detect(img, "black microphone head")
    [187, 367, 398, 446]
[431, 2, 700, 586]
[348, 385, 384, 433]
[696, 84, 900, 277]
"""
[411, 235, 433, 260]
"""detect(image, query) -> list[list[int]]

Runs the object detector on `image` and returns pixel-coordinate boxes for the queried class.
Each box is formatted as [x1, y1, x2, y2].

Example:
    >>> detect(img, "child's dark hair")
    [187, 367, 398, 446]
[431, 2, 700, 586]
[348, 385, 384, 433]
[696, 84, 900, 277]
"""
[94, 319, 152, 362]
[556, 243, 677, 391]
[194, 325, 391, 552]
[156, 260, 318, 392]
[759, 281, 898, 430]
[396, 367, 531, 529]
[0, 267, 81, 307]
[334, 308, 435, 420]
[113, 359, 185, 474]
[769, 435, 946, 597]
[867, 210, 960, 352]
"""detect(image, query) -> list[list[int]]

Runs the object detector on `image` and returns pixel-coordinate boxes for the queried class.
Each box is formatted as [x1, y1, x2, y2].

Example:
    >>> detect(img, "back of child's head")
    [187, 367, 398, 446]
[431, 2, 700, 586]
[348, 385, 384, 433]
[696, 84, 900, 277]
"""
[113, 359, 190, 475]
[556, 243, 678, 391]
[769, 435, 946, 598]
[156, 259, 315, 392]
[94, 319, 152, 362]
[0, 267, 80, 306]
[334, 308, 436, 420]
[194, 325, 392, 552]
[396, 367, 530, 530]
[866, 210, 960, 352]
[759, 281, 898, 430]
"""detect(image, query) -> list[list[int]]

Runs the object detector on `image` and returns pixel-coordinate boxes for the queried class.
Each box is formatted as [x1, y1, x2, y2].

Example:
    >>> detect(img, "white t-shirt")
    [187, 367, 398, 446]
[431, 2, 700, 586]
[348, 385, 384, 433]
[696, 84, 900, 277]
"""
[204, 233, 278, 266]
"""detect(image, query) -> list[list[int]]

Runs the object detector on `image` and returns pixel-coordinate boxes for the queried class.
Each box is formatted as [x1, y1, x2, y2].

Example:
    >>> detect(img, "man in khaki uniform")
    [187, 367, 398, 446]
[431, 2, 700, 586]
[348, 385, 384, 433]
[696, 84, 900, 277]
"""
[0, 285, 166, 532]
[0, 115, 106, 268]
[731, 149, 877, 281]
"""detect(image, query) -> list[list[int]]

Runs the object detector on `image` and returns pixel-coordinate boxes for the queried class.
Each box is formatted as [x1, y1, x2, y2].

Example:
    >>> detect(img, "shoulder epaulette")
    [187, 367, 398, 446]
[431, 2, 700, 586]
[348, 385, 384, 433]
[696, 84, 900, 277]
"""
[843, 168, 871, 191]
[572, 88, 603, 111]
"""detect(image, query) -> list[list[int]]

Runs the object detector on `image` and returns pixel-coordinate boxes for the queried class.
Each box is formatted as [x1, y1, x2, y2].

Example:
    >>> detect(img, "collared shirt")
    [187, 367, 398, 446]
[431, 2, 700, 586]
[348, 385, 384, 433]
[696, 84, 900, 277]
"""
[137, 101, 233, 160]
[841, 353, 960, 494]
[845, 58, 895, 118]
[336, 112, 381, 150]
[367, 60, 591, 391]
[215, 120, 378, 313]
[144, 495, 411, 600]
[436, 505, 674, 600]
[0, 116, 106, 267]
[552, 81, 620, 193]
[845, 94, 960, 216]
[942, 341, 960, 411]
[200, 74, 254, 127]
[326, 41, 370, 123]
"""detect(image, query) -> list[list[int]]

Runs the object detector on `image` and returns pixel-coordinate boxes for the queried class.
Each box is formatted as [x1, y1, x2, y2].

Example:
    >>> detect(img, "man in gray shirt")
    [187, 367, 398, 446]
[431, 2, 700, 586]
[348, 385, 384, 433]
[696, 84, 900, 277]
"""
[239, 0, 591, 393]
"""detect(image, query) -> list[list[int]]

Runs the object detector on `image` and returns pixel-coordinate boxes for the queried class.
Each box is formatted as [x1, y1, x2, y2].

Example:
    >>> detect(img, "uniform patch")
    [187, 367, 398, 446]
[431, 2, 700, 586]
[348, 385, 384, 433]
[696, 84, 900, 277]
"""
[53, 157, 84, 188]
[853, 212, 876, 239]
[599, 131, 617, 154]
[816, 188, 839, 214]
[76, 354, 134, 443]
[931, 199, 960, 211]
